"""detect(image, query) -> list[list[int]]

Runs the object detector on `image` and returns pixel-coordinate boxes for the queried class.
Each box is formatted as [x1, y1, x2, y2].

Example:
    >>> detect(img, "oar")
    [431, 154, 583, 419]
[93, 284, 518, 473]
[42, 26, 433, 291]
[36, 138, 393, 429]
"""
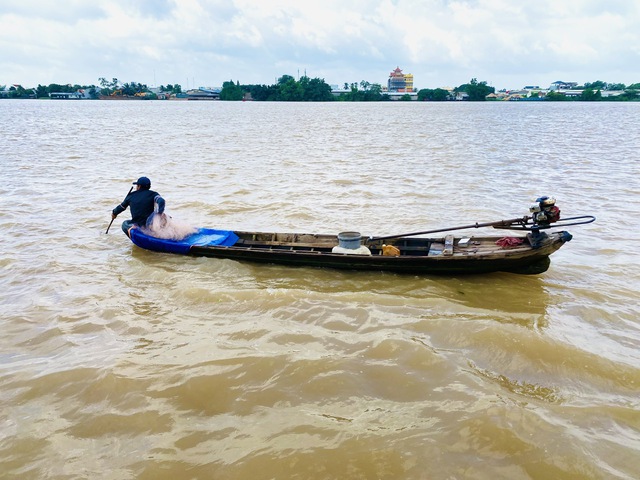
[105, 186, 133, 234]
[367, 216, 531, 242]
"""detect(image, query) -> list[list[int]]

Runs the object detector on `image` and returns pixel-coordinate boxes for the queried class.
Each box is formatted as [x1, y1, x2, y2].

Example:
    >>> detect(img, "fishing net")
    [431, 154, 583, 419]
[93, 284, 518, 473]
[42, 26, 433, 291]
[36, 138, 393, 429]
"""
[141, 196, 197, 240]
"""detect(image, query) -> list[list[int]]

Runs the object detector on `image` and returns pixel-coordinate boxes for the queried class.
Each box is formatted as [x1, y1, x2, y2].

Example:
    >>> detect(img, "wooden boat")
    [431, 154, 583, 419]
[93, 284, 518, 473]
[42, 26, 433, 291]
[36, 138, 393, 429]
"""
[128, 225, 576, 275]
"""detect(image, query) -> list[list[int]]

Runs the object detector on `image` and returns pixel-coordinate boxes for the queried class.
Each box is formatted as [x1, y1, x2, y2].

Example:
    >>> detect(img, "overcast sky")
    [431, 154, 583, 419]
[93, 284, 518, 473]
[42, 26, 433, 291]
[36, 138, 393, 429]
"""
[1, 0, 639, 91]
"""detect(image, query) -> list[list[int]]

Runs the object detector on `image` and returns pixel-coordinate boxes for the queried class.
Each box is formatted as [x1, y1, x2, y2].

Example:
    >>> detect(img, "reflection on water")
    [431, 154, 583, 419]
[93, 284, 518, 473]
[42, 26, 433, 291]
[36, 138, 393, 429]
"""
[1, 100, 639, 479]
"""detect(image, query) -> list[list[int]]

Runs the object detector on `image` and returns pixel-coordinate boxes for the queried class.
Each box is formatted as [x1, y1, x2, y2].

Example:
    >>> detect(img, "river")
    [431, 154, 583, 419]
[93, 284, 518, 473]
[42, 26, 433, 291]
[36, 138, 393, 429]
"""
[0, 99, 638, 479]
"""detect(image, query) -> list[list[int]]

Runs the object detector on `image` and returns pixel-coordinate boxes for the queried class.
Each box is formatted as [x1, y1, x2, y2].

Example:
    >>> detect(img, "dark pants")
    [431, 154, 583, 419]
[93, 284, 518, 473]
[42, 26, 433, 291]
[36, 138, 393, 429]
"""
[121, 220, 136, 237]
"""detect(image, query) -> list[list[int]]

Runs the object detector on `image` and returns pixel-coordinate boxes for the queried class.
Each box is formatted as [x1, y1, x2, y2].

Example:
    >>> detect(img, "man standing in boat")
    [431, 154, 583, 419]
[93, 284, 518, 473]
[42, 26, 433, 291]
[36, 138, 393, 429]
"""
[111, 177, 162, 237]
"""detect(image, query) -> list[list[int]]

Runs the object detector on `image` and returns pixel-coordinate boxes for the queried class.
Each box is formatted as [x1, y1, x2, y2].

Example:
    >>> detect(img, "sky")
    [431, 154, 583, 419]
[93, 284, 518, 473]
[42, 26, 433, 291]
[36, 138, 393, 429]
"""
[1, 0, 639, 91]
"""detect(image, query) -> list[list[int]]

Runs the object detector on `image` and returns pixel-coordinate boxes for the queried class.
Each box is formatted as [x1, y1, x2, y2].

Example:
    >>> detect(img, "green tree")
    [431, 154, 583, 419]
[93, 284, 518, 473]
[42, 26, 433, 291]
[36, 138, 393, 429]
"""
[615, 89, 639, 101]
[121, 82, 135, 96]
[279, 77, 304, 101]
[583, 80, 607, 90]
[243, 84, 278, 101]
[418, 88, 450, 101]
[117, 82, 148, 96]
[364, 83, 385, 101]
[457, 78, 494, 101]
[159, 84, 180, 94]
[9, 85, 31, 98]
[334, 81, 388, 101]
[580, 88, 601, 101]
[161, 84, 182, 94]
[47, 83, 66, 93]
[98, 77, 112, 95]
[98, 77, 121, 95]
[278, 75, 295, 85]
[546, 91, 569, 101]
[299, 76, 333, 101]
[338, 83, 363, 101]
[220, 80, 244, 100]
[35, 84, 48, 98]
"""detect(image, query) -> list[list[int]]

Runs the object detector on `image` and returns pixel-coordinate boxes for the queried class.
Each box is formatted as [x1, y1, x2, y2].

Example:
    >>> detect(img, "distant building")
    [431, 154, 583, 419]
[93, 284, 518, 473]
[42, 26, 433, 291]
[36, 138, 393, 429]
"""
[601, 90, 625, 98]
[50, 92, 82, 99]
[388, 67, 414, 92]
[550, 81, 578, 90]
[185, 87, 220, 100]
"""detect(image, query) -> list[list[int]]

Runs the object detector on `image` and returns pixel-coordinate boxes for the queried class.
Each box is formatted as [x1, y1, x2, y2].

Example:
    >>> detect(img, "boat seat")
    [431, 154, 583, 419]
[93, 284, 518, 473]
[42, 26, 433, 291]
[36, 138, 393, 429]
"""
[443, 235, 454, 256]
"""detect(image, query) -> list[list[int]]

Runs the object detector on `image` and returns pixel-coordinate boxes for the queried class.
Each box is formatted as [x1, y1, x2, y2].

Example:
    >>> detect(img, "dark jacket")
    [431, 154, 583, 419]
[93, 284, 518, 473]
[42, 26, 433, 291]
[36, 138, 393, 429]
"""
[113, 189, 160, 226]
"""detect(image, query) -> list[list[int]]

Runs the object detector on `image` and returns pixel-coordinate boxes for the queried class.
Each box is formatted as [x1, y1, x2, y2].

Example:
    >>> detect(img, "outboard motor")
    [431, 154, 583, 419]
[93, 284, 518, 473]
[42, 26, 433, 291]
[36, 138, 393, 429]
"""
[530, 196, 561, 226]
[528, 195, 561, 248]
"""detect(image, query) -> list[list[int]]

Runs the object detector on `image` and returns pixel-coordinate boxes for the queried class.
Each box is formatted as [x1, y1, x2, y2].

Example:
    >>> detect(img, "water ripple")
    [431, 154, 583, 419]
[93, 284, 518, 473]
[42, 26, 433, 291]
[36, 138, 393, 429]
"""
[1, 100, 638, 479]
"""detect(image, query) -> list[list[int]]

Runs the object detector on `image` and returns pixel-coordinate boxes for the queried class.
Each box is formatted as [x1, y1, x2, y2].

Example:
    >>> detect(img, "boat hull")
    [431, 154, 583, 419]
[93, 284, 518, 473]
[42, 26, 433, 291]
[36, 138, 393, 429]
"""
[129, 227, 572, 275]
[191, 243, 555, 275]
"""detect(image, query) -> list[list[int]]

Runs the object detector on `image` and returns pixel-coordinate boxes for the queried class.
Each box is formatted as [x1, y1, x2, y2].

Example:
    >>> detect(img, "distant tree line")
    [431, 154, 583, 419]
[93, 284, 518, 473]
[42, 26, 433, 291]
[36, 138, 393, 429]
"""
[97, 77, 181, 97]
[35, 83, 98, 98]
[0, 83, 99, 99]
[0, 84, 36, 98]
[543, 80, 640, 101]
[221, 75, 336, 101]
[0, 78, 184, 99]
[221, 76, 496, 101]
[2, 77, 639, 101]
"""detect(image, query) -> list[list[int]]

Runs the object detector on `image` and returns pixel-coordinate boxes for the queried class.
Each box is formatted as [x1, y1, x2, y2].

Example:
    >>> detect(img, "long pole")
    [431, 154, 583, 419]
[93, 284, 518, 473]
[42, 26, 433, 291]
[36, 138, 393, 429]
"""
[367, 216, 531, 242]
[106, 186, 133, 234]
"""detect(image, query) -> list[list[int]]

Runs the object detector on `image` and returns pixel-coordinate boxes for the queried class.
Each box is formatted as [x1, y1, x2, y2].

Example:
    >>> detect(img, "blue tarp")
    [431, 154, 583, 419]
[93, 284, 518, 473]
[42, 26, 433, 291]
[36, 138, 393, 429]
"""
[130, 228, 239, 255]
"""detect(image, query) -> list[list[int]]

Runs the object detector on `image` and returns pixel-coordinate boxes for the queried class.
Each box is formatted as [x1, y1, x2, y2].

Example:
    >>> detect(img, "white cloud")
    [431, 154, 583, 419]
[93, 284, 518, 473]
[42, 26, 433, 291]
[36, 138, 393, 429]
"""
[1, 0, 639, 90]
